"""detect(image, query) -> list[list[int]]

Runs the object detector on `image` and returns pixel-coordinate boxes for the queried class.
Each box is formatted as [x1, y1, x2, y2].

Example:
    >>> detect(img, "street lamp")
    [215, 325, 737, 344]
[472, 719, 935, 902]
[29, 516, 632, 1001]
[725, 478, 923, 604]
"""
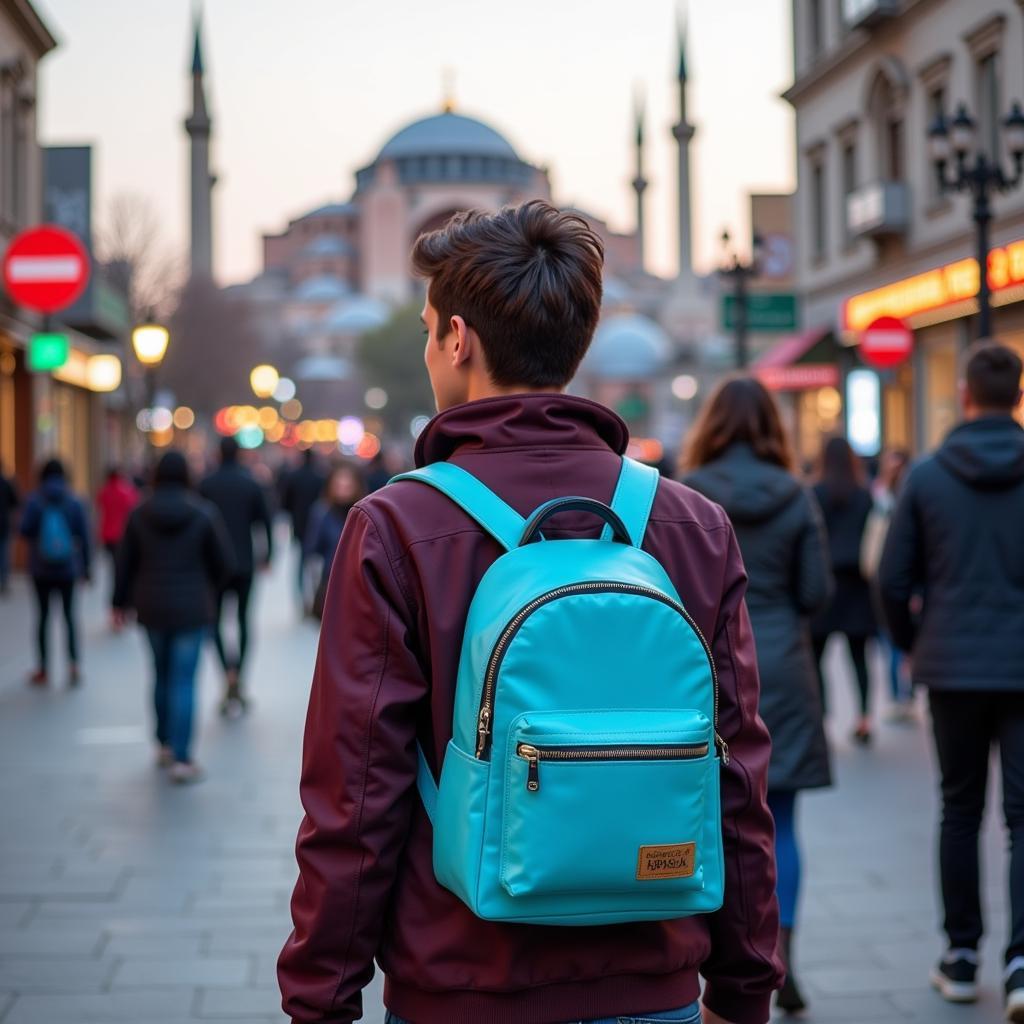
[929, 99, 1024, 339]
[719, 228, 765, 369]
[131, 318, 170, 440]
[250, 364, 280, 400]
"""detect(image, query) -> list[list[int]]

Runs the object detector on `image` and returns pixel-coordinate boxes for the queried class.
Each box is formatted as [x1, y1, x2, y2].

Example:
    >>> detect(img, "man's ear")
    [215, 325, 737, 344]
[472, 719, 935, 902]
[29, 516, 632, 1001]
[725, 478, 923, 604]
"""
[449, 315, 473, 369]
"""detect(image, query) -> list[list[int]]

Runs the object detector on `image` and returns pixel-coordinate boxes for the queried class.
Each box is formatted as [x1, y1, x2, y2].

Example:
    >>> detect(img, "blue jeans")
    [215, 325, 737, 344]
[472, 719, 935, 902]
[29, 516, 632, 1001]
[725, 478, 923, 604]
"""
[385, 1003, 701, 1024]
[147, 628, 204, 763]
[768, 789, 800, 929]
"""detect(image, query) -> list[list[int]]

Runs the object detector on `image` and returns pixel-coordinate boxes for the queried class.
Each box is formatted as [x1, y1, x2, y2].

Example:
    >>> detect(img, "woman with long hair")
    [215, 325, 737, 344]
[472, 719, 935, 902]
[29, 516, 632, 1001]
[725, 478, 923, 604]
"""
[683, 376, 833, 1016]
[812, 436, 877, 744]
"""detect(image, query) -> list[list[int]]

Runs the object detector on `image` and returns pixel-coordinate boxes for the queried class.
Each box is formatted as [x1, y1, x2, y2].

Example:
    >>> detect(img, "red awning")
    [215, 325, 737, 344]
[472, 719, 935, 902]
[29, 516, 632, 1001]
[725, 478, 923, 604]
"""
[753, 326, 831, 369]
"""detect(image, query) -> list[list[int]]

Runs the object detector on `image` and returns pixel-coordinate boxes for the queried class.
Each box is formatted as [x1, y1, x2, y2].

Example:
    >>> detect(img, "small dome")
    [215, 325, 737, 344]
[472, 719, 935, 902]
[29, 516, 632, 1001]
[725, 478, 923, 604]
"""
[378, 111, 519, 161]
[293, 354, 353, 382]
[582, 313, 672, 380]
[323, 296, 390, 335]
[292, 275, 352, 303]
[300, 202, 356, 220]
[300, 235, 354, 259]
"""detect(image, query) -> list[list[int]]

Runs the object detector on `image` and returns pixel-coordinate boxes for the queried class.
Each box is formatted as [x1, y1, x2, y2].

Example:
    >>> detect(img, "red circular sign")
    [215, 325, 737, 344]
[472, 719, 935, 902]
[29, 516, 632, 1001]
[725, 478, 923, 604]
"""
[860, 315, 913, 369]
[2, 225, 90, 314]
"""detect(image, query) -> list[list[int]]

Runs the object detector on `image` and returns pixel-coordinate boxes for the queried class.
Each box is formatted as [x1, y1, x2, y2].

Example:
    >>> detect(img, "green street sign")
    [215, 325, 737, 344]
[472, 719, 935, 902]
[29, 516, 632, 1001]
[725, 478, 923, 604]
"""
[28, 332, 70, 372]
[722, 293, 799, 333]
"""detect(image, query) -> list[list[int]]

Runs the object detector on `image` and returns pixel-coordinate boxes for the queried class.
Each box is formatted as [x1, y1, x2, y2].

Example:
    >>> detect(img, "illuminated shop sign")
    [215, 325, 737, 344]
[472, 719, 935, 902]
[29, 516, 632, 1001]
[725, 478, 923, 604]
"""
[843, 239, 1024, 332]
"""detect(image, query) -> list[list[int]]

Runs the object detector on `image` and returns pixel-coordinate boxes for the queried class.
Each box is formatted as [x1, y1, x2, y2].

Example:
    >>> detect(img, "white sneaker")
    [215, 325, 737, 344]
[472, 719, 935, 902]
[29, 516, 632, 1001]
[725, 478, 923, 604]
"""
[168, 761, 205, 785]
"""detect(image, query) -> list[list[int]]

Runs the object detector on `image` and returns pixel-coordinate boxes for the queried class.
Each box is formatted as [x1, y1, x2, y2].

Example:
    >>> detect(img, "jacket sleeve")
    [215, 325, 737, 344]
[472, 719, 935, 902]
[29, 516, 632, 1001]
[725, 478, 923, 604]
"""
[19, 495, 40, 539]
[793, 489, 833, 616]
[877, 476, 923, 652]
[701, 529, 784, 1024]
[279, 507, 426, 1024]
[113, 512, 139, 610]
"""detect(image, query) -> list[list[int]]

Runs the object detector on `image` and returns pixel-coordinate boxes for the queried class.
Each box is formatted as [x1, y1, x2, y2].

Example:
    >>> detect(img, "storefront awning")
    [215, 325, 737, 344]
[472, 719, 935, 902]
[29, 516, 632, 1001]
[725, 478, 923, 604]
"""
[753, 327, 839, 391]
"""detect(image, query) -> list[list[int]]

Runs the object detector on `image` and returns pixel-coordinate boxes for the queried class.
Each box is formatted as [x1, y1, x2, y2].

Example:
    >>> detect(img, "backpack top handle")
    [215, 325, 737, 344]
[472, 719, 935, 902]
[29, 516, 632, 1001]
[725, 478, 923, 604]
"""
[519, 498, 632, 547]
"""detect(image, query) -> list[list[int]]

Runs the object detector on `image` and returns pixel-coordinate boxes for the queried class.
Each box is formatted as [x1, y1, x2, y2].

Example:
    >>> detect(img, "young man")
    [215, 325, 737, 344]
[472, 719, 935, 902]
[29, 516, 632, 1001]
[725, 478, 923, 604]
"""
[279, 201, 782, 1024]
[879, 342, 1024, 1021]
[199, 436, 274, 715]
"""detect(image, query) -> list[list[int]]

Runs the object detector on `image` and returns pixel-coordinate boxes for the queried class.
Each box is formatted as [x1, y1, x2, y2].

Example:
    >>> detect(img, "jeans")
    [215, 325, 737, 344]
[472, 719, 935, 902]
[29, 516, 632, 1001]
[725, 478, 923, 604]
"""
[384, 1003, 701, 1024]
[32, 578, 78, 671]
[930, 689, 1024, 963]
[213, 573, 254, 675]
[769, 789, 801, 929]
[147, 628, 204, 763]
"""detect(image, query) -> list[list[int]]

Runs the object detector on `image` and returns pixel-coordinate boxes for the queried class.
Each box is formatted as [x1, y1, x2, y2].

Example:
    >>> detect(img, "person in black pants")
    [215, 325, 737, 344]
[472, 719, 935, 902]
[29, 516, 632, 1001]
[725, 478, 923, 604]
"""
[199, 437, 273, 716]
[280, 448, 326, 612]
[18, 459, 91, 686]
[879, 342, 1024, 1020]
[0, 465, 19, 594]
[812, 436, 876, 744]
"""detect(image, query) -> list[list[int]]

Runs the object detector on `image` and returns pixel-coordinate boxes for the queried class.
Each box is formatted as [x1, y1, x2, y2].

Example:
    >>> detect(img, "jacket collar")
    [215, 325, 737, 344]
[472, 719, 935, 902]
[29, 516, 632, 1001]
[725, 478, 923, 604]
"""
[414, 393, 629, 467]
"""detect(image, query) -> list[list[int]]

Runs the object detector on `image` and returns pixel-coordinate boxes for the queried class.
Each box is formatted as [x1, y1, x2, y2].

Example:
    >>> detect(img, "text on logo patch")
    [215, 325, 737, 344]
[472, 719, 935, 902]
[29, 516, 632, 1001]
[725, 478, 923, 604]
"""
[636, 842, 696, 880]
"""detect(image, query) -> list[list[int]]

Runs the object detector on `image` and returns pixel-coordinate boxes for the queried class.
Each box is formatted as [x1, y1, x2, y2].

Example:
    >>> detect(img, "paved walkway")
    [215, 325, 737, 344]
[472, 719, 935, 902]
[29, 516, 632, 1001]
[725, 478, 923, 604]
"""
[0, 543, 1011, 1023]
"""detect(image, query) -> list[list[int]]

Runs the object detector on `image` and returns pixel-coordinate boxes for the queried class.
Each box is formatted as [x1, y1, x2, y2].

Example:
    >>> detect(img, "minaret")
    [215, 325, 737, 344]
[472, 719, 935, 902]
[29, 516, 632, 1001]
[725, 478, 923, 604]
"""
[185, 9, 214, 280]
[631, 88, 648, 275]
[671, 8, 696, 283]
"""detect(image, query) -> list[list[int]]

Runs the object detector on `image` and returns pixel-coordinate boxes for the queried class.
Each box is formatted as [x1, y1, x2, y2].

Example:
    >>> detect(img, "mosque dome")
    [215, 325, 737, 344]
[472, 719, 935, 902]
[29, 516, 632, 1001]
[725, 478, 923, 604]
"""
[299, 235, 354, 259]
[356, 110, 536, 190]
[291, 274, 352, 303]
[323, 296, 390, 336]
[581, 313, 672, 380]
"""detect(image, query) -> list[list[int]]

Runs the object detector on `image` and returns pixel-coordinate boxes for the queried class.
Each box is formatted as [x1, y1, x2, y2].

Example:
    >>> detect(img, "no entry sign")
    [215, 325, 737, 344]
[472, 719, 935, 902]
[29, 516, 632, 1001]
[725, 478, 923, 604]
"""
[2, 225, 90, 314]
[860, 315, 913, 370]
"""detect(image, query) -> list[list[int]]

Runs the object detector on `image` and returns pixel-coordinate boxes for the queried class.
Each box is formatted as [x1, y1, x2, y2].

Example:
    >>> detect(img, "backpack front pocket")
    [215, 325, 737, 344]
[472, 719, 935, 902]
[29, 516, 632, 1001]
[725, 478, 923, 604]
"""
[500, 710, 712, 899]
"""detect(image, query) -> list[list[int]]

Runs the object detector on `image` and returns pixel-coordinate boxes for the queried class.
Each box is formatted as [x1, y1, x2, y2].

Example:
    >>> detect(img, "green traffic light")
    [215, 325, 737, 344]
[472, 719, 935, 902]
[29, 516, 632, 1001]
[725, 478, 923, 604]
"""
[28, 332, 70, 372]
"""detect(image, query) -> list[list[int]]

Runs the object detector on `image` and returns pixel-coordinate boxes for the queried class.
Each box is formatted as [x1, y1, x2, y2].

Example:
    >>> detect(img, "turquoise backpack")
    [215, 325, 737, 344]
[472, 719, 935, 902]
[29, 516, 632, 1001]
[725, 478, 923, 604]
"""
[395, 456, 726, 926]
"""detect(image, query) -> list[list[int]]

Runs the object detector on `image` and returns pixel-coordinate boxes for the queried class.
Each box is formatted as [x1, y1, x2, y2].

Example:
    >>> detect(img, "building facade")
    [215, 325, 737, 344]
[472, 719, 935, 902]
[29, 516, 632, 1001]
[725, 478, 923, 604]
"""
[787, 0, 1024, 455]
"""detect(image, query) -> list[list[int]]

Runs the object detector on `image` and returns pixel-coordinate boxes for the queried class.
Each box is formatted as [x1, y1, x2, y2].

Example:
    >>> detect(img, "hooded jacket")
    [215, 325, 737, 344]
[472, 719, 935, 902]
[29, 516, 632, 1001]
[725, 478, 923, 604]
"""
[199, 461, 274, 575]
[878, 415, 1024, 689]
[19, 477, 91, 581]
[278, 395, 782, 1024]
[113, 484, 233, 630]
[685, 444, 832, 792]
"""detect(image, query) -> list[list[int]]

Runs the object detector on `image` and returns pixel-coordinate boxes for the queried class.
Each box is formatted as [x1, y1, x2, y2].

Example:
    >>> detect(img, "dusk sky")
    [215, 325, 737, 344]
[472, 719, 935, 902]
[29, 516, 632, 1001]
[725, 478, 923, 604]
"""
[34, 0, 795, 286]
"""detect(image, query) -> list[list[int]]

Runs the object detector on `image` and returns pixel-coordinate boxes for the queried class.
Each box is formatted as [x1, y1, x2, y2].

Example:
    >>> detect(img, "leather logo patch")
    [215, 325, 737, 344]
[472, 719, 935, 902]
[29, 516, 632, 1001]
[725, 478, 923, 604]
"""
[636, 842, 696, 880]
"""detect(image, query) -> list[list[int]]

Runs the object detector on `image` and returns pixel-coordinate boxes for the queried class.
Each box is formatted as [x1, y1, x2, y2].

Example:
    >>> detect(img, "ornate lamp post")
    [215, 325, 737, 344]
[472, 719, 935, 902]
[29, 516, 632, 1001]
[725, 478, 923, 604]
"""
[131, 318, 170, 434]
[719, 229, 765, 369]
[928, 100, 1024, 340]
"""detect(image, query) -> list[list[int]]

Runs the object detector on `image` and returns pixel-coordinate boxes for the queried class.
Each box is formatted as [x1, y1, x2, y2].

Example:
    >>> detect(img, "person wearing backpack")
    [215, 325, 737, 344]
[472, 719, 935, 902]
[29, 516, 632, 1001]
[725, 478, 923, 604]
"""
[683, 377, 833, 1017]
[278, 202, 783, 1024]
[19, 459, 91, 686]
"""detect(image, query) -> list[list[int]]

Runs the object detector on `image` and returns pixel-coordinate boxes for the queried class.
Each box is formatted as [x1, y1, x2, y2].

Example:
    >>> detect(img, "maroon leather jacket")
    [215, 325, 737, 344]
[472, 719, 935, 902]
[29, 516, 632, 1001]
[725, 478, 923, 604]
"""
[279, 394, 782, 1024]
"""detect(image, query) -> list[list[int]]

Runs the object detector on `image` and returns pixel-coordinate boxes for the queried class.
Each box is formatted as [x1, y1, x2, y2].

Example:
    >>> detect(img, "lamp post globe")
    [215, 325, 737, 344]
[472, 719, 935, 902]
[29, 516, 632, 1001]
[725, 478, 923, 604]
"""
[131, 323, 170, 366]
[250, 364, 280, 400]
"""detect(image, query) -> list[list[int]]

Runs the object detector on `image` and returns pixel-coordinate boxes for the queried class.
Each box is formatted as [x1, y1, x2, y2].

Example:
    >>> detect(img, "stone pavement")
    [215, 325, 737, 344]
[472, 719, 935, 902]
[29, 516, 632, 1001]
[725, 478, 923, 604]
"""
[0, 544, 1012, 1023]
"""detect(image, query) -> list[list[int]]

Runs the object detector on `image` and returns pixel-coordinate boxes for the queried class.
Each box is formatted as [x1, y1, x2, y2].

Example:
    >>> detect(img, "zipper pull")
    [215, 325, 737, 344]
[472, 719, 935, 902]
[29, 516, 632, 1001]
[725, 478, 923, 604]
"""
[715, 732, 730, 767]
[475, 708, 491, 758]
[519, 744, 540, 792]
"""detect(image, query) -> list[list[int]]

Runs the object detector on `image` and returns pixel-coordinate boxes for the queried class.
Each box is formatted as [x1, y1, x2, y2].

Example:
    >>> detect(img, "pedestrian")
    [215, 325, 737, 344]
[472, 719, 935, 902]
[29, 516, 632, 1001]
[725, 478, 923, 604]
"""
[304, 461, 365, 619]
[113, 450, 233, 784]
[364, 450, 392, 493]
[199, 436, 274, 717]
[280, 448, 326, 612]
[279, 202, 782, 1024]
[812, 436, 877, 744]
[879, 342, 1024, 1018]
[683, 376, 832, 1017]
[96, 465, 139, 625]
[19, 459, 91, 686]
[861, 448, 913, 722]
[0, 463, 19, 595]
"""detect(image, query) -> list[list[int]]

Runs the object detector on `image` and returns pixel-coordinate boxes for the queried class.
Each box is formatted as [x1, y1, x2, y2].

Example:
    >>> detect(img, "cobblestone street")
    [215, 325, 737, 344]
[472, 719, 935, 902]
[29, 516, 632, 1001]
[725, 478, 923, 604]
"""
[0, 547, 1011, 1023]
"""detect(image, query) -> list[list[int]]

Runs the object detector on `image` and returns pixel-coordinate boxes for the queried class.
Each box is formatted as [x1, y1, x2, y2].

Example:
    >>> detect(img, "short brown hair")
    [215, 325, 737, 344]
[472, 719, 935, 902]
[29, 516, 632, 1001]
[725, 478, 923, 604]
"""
[411, 201, 604, 388]
[965, 341, 1023, 410]
[683, 376, 795, 472]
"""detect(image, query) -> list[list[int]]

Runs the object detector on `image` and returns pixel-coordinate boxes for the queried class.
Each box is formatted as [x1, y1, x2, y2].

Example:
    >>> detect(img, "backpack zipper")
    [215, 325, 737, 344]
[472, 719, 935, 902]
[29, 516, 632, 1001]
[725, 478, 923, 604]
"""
[474, 582, 726, 765]
[517, 741, 710, 793]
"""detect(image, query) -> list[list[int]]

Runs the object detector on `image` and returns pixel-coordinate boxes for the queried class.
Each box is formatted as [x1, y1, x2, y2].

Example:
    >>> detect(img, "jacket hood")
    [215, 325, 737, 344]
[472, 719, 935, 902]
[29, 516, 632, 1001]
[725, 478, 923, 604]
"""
[414, 393, 630, 467]
[141, 486, 198, 534]
[685, 443, 801, 524]
[937, 416, 1024, 489]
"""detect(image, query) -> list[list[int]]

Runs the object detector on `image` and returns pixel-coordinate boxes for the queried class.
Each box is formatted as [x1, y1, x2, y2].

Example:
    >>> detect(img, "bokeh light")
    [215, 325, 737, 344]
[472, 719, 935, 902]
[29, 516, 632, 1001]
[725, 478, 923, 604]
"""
[365, 387, 388, 410]
[338, 416, 364, 447]
[173, 406, 196, 430]
[249, 364, 280, 399]
[273, 376, 296, 402]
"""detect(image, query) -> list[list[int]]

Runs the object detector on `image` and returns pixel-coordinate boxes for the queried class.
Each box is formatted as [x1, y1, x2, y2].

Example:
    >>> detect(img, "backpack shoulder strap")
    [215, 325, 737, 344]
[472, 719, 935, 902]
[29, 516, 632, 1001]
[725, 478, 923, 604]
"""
[390, 462, 525, 552]
[601, 457, 661, 547]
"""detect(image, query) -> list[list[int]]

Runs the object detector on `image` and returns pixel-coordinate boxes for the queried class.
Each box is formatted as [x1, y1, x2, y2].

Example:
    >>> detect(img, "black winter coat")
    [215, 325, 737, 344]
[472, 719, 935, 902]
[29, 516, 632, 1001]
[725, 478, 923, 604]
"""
[878, 416, 1024, 691]
[686, 444, 833, 792]
[812, 481, 876, 638]
[113, 485, 233, 631]
[199, 463, 273, 576]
